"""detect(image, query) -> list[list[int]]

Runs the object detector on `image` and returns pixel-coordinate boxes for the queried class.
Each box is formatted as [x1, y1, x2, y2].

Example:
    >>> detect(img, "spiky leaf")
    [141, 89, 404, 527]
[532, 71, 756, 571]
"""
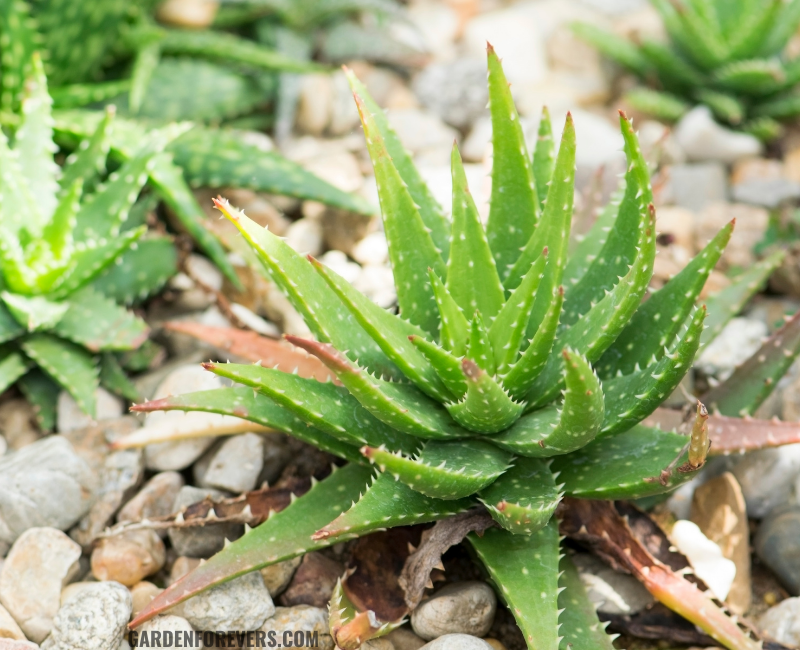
[0, 347, 29, 394]
[91, 237, 177, 305]
[1, 292, 68, 331]
[428, 269, 469, 355]
[533, 107, 556, 210]
[558, 553, 617, 650]
[446, 358, 524, 433]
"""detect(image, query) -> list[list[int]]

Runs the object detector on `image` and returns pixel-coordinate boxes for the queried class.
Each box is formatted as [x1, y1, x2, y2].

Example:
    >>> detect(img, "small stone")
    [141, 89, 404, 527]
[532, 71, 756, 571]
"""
[169, 557, 202, 585]
[0, 529, 81, 643]
[669, 520, 736, 601]
[697, 317, 768, 381]
[655, 206, 695, 256]
[419, 634, 494, 650]
[690, 472, 751, 614]
[59, 583, 97, 607]
[386, 627, 426, 650]
[696, 202, 769, 271]
[731, 158, 800, 208]
[0, 641, 39, 650]
[284, 218, 324, 257]
[666, 163, 728, 212]
[0, 400, 39, 450]
[134, 615, 195, 646]
[117, 472, 185, 525]
[279, 553, 343, 609]
[411, 582, 496, 641]
[352, 232, 389, 266]
[202, 433, 264, 493]
[259, 436, 293, 486]
[570, 109, 625, 173]
[175, 571, 274, 632]
[318, 250, 361, 284]
[322, 210, 373, 258]
[263, 287, 312, 337]
[168, 487, 242, 558]
[732, 444, 800, 519]
[130, 582, 163, 618]
[42, 582, 131, 650]
[0, 603, 25, 640]
[184, 254, 223, 292]
[386, 109, 458, 159]
[572, 553, 655, 615]
[637, 120, 686, 166]
[757, 597, 800, 646]
[0, 437, 96, 547]
[674, 106, 763, 164]
[228, 304, 279, 337]
[483, 641, 507, 650]
[296, 74, 333, 137]
[156, 0, 218, 27]
[260, 557, 302, 597]
[361, 640, 395, 650]
[259, 606, 333, 650]
[91, 530, 165, 587]
[756, 506, 800, 595]
[57, 389, 123, 433]
[412, 60, 488, 130]
[303, 153, 363, 195]
[353, 265, 397, 309]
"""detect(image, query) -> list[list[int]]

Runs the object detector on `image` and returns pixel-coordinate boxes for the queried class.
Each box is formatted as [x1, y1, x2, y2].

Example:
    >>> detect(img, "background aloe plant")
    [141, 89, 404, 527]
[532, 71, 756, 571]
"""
[574, 0, 800, 140]
[123, 47, 800, 650]
[0, 55, 175, 426]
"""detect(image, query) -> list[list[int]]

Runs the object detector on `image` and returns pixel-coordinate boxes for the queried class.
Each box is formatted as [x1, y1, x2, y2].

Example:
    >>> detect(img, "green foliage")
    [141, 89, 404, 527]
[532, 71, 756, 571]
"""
[575, 0, 800, 138]
[0, 57, 163, 417]
[132, 50, 797, 650]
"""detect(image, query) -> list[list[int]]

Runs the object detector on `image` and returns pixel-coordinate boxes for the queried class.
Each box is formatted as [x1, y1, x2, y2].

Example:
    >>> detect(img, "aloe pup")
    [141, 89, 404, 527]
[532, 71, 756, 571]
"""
[129, 46, 789, 650]
[0, 55, 176, 424]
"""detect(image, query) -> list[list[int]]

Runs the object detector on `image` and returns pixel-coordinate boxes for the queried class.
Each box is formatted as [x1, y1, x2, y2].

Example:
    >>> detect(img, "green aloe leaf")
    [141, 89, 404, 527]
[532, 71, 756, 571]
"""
[311, 257, 450, 402]
[726, 0, 781, 60]
[493, 349, 603, 457]
[564, 186, 622, 287]
[14, 53, 59, 224]
[570, 22, 650, 75]
[353, 91, 445, 336]
[0, 303, 24, 344]
[21, 333, 99, 416]
[703, 310, 800, 417]
[17, 369, 59, 431]
[714, 58, 785, 95]
[479, 457, 561, 535]
[489, 250, 547, 376]
[408, 334, 467, 398]
[551, 424, 699, 499]
[696, 89, 745, 125]
[623, 88, 690, 122]
[362, 439, 512, 500]
[558, 553, 617, 650]
[0, 348, 30, 395]
[533, 107, 556, 211]
[132, 386, 364, 464]
[762, 0, 800, 54]
[59, 105, 112, 191]
[0, 0, 37, 113]
[345, 69, 448, 257]
[287, 337, 470, 441]
[638, 40, 705, 87]
[129, 40, 161, 115]
[43, 179, 81, 261]
[485, 44, 540, 280]
[429, 269, 469, 356]
[469, 521, 561, 650]
[214, 199, 401, 380]
[49, 79, 129, 110]
[314, 472, 473, 540]
[466, 312, 496, 375]
[0, 123, 39, 238]
[446, 144, 505, 323]
[599, 221, 732, 378]
[446, 358, 524, 433]
[99, 353, 139, 402]
[1, 292, 68, 331]
[53, 287, 148, 352]
[206, 361, 420, 453]
[129, 464, 374, 629]
[601, 306, 706, 437]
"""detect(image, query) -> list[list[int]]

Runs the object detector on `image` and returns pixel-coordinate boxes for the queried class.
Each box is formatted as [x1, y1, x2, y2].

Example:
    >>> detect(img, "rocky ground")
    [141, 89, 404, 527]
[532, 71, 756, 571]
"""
[5, 0, 800, 648]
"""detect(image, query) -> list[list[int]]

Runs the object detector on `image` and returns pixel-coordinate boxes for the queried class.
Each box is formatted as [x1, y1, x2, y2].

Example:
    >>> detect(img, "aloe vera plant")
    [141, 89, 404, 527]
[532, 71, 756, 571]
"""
[0, 55, 174, 421]
[126, 47, 798, 649]
[574, 0, 800, 139]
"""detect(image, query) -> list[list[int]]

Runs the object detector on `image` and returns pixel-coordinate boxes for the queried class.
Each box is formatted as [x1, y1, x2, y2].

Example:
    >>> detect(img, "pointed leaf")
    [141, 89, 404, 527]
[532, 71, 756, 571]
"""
[99, 353, 139, 402]
[0, 127, 39, 238]
[446, 359, 524, 433]
[409, 335, 467, 398]
[0, 348, 30, 395]
[489, 250, 547, 375]
[354, 94, 444, 335]
[599, 221, 732, 377]
[479, 457, 561, 535]
[468, 521, 561, 650]
[14, 53, 59, 223]
[429, 269, 469, 355]
[501, 287, 564, 401]
[0, 303, 24, 344]
[1, 292, 68, 331]
[213, 198, 401, 380]
[205, 361, 420, 453]
[703, 309, 800, 417]
[53, 288, 148, 352]
[345, 69, 449, 257]
[129, 464, 373, 628]
[551, 424, 699, 499]
[493, 349, 604, 457]
[0, 0, 37, 113]
[127, 386, 363, 464]
[485, 44, 540, 278]
[287, 337, 469, 440]
[314, 472, 473, 540]
[446, 144, 505, 323]
[43, 179, 82, 261]
[533, 107, 556, 210]
[558, 553, 617, 650]
[466, 312, 495, 375]
[311, 257, 450, 402]
[570, 22, 650, 74]
[17, 369, 58, 431]
[362, 440, 512, 500]
[561, 112, 652, 326]
[21, 333, 99, 416]
[601, 306, 705, 436]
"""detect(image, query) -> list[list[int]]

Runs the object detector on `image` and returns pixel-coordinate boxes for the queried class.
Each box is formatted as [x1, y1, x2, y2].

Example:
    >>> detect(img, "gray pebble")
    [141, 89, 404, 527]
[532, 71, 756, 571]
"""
[757, 596, 800, 646]
[202, 433, 264, 493]
[419, 634, 494, 650]
[411, 582, 496, 641]
[260, 606, 333, 650]
[167, 486, 241, 558]
[755, 506, 800, 595]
